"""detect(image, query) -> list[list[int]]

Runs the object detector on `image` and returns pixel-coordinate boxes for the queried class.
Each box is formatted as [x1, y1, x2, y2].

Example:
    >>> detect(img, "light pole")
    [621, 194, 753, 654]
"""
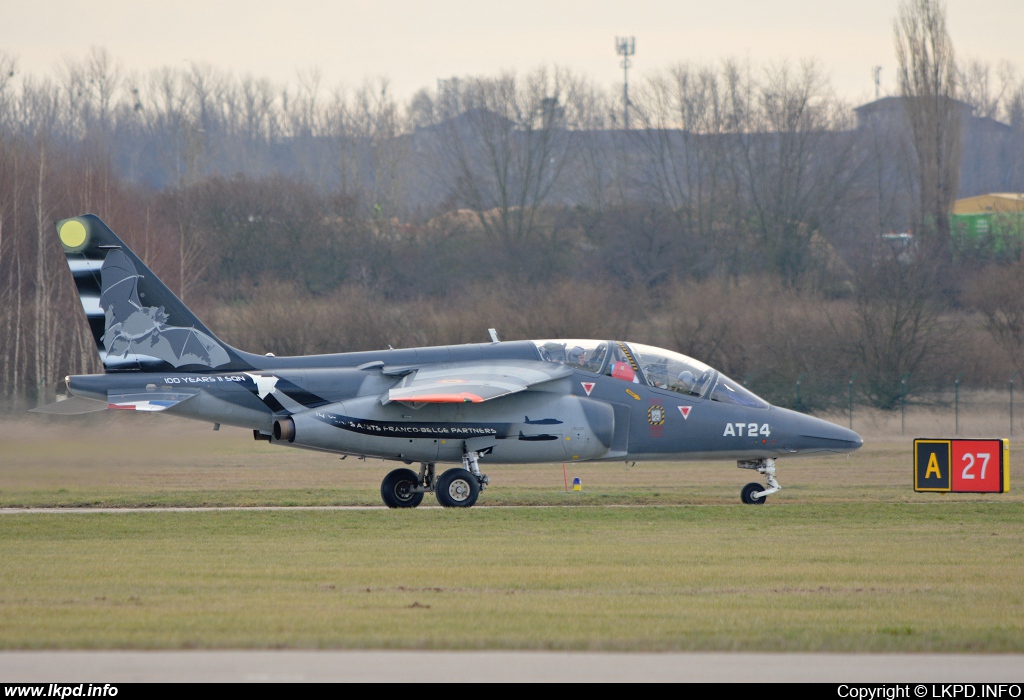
[848, 372, 857, 429]
[1011, 371, 1019, 438]
[954, 372, 963, 436]
[615, 36, 635, 128]
[901, 373, 910, 436]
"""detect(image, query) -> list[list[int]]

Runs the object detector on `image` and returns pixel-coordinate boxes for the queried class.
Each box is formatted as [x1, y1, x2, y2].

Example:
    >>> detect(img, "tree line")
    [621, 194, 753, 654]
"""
[3, 0, 1024, 411]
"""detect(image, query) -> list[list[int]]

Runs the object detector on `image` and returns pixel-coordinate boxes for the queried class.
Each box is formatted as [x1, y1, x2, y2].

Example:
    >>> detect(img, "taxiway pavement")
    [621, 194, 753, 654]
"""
[1, 650, 1023, 682]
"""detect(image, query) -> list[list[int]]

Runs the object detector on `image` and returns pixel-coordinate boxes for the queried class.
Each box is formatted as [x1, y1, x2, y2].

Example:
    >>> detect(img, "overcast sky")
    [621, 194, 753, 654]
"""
[3, 0, 1022, 105]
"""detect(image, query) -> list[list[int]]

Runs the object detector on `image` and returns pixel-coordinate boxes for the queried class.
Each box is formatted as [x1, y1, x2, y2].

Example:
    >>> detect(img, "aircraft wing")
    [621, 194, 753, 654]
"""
[30, 396, 108, 415]
[31, 390, 199, 414]
[384, 361, 572, 405]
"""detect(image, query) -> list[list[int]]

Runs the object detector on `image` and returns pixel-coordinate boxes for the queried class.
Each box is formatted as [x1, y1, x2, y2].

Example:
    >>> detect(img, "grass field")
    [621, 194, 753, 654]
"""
[1, 410, 1020, 508]
[0, 411, 1022, 651]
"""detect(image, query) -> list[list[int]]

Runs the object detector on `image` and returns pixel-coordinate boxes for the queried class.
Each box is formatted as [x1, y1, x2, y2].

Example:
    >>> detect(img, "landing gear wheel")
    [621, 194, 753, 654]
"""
[435, 468, 480, 508]
[381, 468, 424, 508]
[741, 482, 767, 505]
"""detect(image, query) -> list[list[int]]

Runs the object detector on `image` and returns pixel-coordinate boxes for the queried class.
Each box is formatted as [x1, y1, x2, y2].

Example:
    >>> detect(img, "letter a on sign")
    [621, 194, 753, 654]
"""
[581, 382, 595, 396]
[914, 439, 951, 492]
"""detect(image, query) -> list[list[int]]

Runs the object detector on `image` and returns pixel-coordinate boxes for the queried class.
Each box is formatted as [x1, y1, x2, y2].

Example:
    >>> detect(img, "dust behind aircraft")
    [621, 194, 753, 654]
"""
[37, 215, 863, 507]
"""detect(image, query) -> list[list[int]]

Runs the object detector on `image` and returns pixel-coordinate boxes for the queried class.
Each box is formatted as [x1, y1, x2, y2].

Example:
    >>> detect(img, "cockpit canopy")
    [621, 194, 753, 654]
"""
[533, 339, 769, 409]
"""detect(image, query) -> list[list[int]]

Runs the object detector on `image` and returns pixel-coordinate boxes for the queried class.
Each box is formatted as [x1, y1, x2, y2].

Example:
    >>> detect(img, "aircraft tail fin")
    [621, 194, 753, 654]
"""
[57, 215, 252, 373]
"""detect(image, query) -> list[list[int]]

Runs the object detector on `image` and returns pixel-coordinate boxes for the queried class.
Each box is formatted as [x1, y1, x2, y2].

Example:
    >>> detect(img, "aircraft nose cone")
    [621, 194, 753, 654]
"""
[790, 412, 864, 453]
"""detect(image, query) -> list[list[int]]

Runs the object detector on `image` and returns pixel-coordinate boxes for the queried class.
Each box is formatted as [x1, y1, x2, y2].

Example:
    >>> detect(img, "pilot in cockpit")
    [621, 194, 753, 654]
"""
[536, 340, 608, 373]
[674, 370, 697, 394]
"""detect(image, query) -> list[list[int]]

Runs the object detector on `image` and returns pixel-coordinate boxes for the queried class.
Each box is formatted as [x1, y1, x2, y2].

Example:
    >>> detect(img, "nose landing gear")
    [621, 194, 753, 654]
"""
[737, 458, 780, 504]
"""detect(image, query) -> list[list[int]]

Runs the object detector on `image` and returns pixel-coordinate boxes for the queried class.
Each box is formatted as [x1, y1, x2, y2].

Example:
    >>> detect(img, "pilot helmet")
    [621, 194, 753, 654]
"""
[677, 370, 696, 390]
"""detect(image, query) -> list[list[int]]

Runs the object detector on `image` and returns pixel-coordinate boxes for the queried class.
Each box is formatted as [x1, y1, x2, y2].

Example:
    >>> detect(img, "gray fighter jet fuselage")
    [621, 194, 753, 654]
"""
[41, 215, 863, 508]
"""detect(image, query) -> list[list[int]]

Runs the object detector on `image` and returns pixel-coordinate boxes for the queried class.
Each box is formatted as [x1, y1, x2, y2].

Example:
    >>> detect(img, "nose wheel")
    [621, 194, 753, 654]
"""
[737, 458, 781, 504]
[741, 482, 767, 505]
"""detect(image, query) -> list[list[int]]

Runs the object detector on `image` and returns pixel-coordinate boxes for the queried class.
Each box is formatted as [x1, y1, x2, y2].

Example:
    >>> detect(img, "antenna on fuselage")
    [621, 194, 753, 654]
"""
[488, 328, 500, 343]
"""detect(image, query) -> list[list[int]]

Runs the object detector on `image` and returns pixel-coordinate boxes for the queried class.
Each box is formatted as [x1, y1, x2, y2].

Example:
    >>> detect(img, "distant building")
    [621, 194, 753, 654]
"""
[853, 96, 1021, 199]
[953, 193, 1024, 215]
[951, 193, 1024, 260]
[853, 95, 975, 132]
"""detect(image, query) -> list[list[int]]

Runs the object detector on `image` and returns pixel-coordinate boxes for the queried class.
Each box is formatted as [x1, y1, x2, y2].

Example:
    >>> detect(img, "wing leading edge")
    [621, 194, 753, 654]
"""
[384, 361, 572, 406]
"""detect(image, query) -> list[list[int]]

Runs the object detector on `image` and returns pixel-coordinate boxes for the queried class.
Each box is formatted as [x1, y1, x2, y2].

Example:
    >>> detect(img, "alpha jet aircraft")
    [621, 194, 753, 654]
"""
[38, 215, 863, 507]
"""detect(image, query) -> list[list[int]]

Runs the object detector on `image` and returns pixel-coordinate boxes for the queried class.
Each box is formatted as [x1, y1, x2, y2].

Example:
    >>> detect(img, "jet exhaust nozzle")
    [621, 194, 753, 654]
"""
[273, 417, 296, 443]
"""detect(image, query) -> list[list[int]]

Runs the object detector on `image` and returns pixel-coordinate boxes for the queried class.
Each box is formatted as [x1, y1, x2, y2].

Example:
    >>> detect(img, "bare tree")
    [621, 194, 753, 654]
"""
[434, 68, 581, 253]
[835, 256, 946, 409]
[1008, 81, 1024, 130]
[563, 81, 620, 212]
[240, 75, 276, 143]
[325, 78, 409, 227]
[858, 91, 918, 241]
[958, 60, 1002, 120]
[738, 62, 859, 285]
[359, 79, 408, 229]
[894, 0, 962, 249]
[632, 63, 733, 271]
[85, 47, 121, 129]
[967, 263, 1024, 375]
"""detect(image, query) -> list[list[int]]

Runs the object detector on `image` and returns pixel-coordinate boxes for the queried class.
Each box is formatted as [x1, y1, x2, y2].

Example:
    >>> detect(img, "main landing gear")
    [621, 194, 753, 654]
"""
[737, 458, 781, 505]
[380, 449, 490, 509]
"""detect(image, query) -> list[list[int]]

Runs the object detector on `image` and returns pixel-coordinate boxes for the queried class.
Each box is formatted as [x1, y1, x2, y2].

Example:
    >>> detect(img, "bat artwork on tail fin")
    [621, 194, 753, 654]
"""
[98, 248, 230, 369]
[57, 215, 246, 373]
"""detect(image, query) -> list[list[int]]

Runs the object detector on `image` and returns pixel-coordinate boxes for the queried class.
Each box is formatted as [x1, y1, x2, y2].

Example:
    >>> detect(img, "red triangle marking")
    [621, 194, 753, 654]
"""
[678, 406, 691, 419]
[581, 382, 595, 396]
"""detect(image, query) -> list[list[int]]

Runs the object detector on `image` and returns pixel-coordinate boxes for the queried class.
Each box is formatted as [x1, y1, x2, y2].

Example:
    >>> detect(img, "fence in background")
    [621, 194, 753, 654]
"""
[744, 372, 1024, 439]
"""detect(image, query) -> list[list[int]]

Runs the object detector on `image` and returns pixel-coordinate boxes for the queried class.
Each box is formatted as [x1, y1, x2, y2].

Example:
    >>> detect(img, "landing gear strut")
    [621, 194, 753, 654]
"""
[461, 448, 490, 491]
[737, 458, 781, 505]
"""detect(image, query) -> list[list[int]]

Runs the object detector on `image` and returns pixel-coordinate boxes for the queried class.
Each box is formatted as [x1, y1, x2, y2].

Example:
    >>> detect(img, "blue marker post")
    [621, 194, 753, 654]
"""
[572, 477, 582, 492]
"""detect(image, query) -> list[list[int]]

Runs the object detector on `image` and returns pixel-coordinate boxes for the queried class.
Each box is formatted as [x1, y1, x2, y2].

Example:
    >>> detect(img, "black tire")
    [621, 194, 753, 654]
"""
[741, 482, 767, 505]
[435, 468, 480, 508]
[381, 468, 423, 508]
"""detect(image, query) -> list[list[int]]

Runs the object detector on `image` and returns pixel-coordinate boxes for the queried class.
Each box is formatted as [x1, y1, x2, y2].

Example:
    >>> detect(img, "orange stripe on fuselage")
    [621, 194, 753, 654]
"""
[401, 392, 485, 403]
